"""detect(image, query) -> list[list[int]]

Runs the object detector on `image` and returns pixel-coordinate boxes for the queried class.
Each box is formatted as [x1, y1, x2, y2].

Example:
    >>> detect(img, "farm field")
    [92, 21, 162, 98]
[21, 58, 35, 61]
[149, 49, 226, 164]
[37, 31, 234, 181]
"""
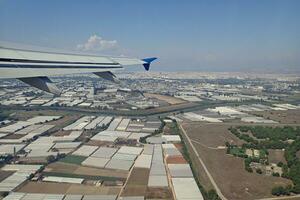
[145, 187, 173, 200]
[60, 155, 86, 165]
[250, 109, 300, 124]
[46, 162, 128, 179]
[16, 181, 121, 195]
[181, 122, 293, 200]
[0, 170, 14, 182]
[121, 168, 149, 197]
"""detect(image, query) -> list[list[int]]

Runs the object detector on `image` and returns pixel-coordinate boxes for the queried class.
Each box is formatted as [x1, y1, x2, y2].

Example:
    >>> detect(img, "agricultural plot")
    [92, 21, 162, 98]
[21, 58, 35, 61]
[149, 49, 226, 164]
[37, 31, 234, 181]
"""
[60, 155, 87, 165]
[181, 122, 293, 200]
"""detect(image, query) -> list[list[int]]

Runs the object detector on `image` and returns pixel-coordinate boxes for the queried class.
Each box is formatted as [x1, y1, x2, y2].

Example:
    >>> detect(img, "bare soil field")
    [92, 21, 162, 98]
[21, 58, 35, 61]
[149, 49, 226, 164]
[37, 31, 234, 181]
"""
[121, 168, 149, 197]
[1, 133, 24, 139]
[144, 93, 186, 105]
[145, 187, 173, 200]
[250, 109, 300, 124]
[18, 157, 47, 164]
[16, 181, 121, 195]
[0, 170, 14, 182]
[86, 140, 114, 146]
[46, 162, 78, 173]
[181, 122, 293, 200]
[182, 123, 244, 147]
[174, 143, 184, 152]
[74, 166, 128, 179]
[163, 124, 173, 135]
[121, 186, 147, 197]
[17, 181, 71, 194]
[268, 149, 286, 164]
[126, 168, 150, 186]
[52, 130, 72, 136]
[13, 110, 78, 121]
[66, 184, 121, 195]
[166, 155, 187, 164]
[46, 162, 128, 179]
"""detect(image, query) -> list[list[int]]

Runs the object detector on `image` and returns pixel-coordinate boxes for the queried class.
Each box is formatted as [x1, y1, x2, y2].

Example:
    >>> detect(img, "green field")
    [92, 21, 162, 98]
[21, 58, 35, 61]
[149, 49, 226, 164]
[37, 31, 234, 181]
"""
[59, 155, 86, 165]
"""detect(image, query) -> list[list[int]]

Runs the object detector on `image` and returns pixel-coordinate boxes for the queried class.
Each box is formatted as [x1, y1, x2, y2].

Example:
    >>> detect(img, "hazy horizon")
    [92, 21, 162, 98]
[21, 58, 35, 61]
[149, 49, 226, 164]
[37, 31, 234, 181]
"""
[1, 0, 299, 72]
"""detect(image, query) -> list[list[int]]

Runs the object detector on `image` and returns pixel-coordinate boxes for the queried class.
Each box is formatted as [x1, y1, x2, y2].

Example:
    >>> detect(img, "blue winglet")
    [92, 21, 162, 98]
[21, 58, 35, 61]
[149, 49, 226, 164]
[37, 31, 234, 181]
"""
[142, 57, 157, 71]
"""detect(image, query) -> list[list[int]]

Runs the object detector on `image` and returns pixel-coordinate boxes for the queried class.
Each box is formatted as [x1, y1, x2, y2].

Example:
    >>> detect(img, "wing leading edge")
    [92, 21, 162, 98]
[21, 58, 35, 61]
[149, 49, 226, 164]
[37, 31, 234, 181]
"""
[0, 46, 157, 94]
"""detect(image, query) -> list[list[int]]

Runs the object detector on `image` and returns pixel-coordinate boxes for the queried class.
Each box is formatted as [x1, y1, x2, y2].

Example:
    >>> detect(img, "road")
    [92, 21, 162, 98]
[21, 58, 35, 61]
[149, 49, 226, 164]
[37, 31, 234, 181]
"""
[258, 195, 300, 200]
[179, 123, 228, 200]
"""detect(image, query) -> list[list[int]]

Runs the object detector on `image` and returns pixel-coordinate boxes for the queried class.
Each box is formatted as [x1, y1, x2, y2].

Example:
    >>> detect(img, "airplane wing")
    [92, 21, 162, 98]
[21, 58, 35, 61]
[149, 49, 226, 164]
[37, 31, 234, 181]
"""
[0, 46, 157, 94]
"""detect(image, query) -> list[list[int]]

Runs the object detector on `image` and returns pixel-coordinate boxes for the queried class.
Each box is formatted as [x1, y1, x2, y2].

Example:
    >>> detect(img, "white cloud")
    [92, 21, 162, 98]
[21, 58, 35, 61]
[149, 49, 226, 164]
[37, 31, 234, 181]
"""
[77, 35, 119, 52]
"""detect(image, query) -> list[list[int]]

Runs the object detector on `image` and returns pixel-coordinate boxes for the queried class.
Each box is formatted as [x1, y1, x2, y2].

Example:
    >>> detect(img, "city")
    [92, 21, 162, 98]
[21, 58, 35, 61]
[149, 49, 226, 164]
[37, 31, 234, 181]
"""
[1, 0, 300, 200]
[0, 72, 299, 199]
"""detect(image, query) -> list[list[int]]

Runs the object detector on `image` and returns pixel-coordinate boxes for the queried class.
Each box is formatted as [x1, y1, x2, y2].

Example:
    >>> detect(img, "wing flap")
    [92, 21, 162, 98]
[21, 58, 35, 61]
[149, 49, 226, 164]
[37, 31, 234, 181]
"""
[93, 71, 120, 83]
[18, 76, 61, 95]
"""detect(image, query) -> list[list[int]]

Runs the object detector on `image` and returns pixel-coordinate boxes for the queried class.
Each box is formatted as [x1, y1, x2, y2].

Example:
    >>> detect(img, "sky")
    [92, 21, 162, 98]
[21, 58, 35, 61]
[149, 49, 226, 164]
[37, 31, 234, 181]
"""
[0, 0, 299, 72]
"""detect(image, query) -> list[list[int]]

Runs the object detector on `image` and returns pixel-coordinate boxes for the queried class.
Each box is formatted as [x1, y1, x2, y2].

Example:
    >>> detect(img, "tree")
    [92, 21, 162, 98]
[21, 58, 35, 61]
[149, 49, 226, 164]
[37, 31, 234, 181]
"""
[271, 186, 289, 196]
[46, 155, 56, 163]
[207, 189, 220, 200]
[256, 168, 263, 174]
[277, 162, 284, 167]
[272, 172, 280, 177]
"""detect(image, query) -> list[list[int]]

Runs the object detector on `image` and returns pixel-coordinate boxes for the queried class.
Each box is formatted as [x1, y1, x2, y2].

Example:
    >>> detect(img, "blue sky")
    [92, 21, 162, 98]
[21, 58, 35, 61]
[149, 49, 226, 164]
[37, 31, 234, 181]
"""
[0, 0, 299, 72]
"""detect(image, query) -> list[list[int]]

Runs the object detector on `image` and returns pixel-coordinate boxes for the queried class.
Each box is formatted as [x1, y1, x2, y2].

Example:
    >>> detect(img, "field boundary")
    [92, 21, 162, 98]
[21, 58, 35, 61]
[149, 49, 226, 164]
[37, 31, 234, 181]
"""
[179, 123, 227, 200]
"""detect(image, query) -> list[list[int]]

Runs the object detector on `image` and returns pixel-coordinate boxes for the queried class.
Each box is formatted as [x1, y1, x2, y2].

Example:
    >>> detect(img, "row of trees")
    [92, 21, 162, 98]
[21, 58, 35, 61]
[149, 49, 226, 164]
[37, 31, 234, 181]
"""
[229, 127, 292, 149]
[283, 139, 300, 193]
[237, 126, 300, 141]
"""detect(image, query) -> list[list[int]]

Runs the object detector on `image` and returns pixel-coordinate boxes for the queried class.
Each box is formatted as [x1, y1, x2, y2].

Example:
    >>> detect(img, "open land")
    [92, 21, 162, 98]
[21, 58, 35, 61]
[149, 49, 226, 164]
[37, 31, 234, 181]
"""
[144, 93, 186, 105]
[181, 122, 292, 200]
[16, 181, 121, 195]
[250, 109, 300, 124]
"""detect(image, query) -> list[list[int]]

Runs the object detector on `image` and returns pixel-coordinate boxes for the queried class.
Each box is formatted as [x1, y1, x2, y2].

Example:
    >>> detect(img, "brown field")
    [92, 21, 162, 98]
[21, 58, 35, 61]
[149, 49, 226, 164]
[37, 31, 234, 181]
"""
[166, 155, 187, 164]
[144, 93, 186, 105]
[174, 143, 184, 152]
[66, 184, 121, 195]
[268, 149, 286, 164]
[121, 186, 147, 197]
[182, 123, 244, 147]
[145, 187, 173, 200]
[121, 168, 149, 197]
[86, 140, 114, 147]
[16, 181, 121, 195]
[52, 130, 71, 136]
[13, 110, 78, 121]
[46, 162, 78, 173]
[163, 124, 173, 135]
[46, 162, 128, 179]
[181, 122, 292, 200]
[17, 181, 71, 194]
[0, 170, 14, 182]
[74, 166, 128, 179]
[250, 109, 300, 124]
[18, 157, 47, 164]
[1, 133, 24, 139]
[126, 168, 150, 186]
